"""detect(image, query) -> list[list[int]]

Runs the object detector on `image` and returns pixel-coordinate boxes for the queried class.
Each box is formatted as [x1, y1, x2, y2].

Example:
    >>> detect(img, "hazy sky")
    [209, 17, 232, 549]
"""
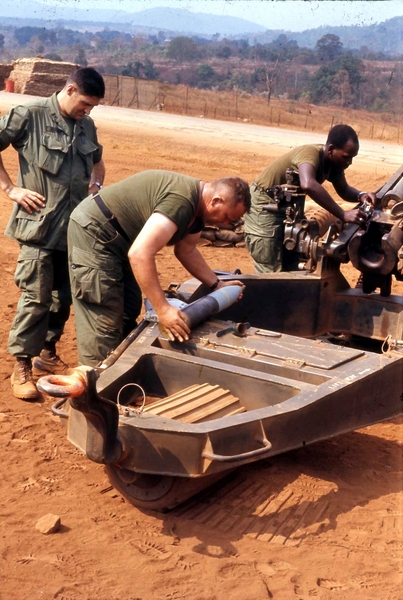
[39, 0, 403, 31]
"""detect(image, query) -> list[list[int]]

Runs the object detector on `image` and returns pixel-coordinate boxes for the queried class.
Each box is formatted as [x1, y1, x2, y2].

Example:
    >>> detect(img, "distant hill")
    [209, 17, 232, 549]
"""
[1, 1, 403, 54]
[0, 1, 266, 37]
[121, 7, 266, 36]
[252, 16, 403, 55]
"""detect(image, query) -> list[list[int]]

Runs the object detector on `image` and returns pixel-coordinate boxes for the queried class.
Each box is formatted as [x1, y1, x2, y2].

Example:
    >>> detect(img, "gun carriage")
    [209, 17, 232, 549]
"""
[38, 167, 403, 511]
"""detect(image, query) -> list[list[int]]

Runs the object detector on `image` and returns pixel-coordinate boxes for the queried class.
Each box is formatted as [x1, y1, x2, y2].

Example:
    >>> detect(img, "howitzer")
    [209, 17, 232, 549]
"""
[262, 167, 403, 295]
[37, 167, 403, 512]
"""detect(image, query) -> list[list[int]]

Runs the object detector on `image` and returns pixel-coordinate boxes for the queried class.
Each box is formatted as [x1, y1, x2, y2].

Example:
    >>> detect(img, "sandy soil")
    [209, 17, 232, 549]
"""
[0, 95, 402, 600]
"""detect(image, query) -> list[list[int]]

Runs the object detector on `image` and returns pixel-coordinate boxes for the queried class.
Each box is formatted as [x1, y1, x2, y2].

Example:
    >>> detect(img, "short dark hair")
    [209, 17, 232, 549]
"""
[212, 177, 251, 212]
[326, 124, 359, 148]
[67, 67, 105, 98]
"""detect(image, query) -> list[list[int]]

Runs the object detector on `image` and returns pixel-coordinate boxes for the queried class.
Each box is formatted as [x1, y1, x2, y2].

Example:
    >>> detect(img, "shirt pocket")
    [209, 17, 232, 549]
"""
[75, 136, 99, 178]
[14, 205, 57, 245]
[38, 132, 67, 175]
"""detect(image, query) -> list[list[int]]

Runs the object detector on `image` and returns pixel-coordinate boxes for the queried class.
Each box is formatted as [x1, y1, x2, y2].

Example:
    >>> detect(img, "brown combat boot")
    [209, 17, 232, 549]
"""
[33, 349, 73, 377]
[11, 358, 39, 400]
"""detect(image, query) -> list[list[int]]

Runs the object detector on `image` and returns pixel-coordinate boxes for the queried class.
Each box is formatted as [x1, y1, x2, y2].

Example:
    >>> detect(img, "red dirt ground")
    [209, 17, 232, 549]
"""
[0, 97, 402, 600]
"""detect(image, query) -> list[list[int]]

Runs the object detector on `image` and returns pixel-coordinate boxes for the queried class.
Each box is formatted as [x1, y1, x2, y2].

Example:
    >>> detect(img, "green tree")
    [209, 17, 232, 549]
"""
[315, 34, 343, 62]
[121, 59, 159, 79]
[332, 69, 352, 107]
[237, 39, 250, 59]
[216, 45, 232, 59]
[251, 49, 283, 103]
[54, 27, 81, 47]
[272, 34, 288, 52]
[196, 63, 216, 88]
[33, 40, 45, 55]
[336, 54, 365, 89]
[166, 37, 199, 64]
[47, 30, 57, 46]
[143, 59, 159, 80]
[308, 54, 365, 107]
[121, 61, 144, 77]
[14, 26, 46, 46]
[74, 46, 88, 67]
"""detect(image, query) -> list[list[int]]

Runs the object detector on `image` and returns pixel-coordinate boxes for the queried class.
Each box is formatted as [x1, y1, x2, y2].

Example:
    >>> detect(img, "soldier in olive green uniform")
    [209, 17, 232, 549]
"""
[244, 124, 376, 272]
[0, 67, 105, 400]
[68, 170, 251, 366]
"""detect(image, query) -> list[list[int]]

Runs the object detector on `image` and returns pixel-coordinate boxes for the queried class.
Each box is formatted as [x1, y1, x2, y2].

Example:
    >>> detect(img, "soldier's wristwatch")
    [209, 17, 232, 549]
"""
[91, 181, 103, 189]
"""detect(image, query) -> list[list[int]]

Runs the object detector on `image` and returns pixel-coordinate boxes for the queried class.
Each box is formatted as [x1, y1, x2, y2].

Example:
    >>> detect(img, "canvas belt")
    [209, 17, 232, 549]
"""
[93, 193, 130, 244]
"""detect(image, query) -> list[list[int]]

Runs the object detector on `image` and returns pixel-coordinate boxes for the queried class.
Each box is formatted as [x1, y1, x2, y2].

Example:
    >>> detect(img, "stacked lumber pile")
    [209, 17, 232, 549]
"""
[0, 64, 13, 90]
[7, 58, 77, 96]
[199, 218, 245, 248]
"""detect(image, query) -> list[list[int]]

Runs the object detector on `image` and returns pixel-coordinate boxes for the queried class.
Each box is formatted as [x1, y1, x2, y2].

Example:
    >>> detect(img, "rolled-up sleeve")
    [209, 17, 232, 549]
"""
[0, 106, 30, 151]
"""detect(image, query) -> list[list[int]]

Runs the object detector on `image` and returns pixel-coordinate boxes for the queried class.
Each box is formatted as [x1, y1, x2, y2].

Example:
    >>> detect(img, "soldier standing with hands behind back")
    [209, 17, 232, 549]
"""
[0, 67, 105, 400]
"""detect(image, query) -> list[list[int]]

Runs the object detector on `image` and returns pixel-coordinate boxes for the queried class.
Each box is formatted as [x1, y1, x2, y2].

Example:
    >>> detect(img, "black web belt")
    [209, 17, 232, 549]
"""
[93, 193, 130, 243]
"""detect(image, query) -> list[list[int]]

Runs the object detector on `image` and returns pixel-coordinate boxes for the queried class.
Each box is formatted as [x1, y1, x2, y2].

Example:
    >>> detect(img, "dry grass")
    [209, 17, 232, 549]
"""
[158, 83, 402, 144]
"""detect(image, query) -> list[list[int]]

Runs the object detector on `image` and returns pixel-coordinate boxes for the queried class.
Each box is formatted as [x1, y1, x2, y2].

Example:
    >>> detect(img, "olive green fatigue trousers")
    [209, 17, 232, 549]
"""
[244, 187, 300, 272]
[68, 201, 142, 367]
[8, 246, 71, 357]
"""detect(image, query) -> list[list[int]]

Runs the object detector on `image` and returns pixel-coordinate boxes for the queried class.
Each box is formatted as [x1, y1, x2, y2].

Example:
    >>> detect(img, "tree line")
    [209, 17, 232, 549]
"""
[0, 24, 402, 114]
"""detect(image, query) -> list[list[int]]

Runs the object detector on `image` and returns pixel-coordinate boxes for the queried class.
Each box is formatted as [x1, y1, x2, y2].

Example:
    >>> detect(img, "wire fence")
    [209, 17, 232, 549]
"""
[101, 75, 402, 144]
[102, 75, 163, 110]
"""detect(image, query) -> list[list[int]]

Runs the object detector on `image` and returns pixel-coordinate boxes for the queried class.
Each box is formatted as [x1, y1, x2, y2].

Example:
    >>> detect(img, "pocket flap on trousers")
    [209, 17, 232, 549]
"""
[70, 245, 115, 271]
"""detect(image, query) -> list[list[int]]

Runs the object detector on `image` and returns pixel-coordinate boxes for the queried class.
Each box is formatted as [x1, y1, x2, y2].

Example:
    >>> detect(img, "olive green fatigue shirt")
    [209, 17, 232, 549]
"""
[245, 144, 318, 235]
[68, 170, 202, 365]
[255, 144, 326, 191]
[0, 92, 103, 251]
[243, 144, 347, 272]
[91, 169, 203, 242]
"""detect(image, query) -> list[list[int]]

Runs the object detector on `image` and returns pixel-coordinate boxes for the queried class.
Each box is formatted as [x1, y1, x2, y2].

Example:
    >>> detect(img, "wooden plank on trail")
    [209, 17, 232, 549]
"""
[143, 383, 246, 423]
